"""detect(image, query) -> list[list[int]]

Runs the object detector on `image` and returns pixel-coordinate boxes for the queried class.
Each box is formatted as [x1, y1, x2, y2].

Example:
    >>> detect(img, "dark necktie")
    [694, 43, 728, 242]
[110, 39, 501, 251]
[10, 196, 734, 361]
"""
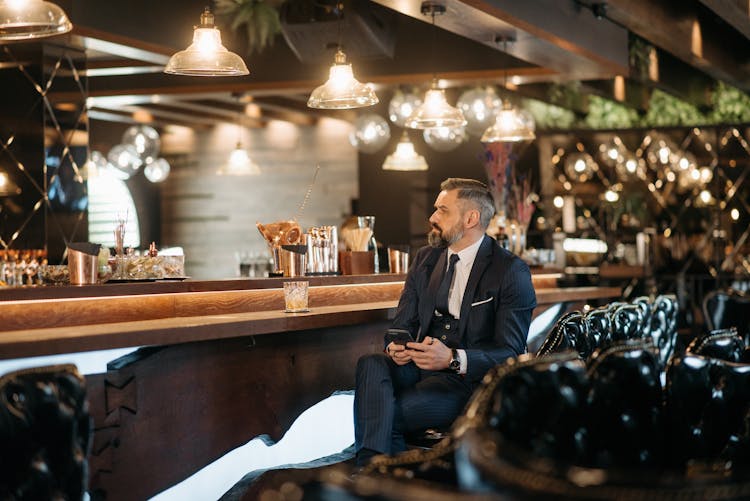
[436, 253, 460, 316]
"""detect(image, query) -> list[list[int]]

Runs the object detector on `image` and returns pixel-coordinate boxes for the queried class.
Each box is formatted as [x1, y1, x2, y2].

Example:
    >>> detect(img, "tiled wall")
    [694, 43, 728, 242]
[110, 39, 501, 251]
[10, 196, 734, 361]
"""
[160, 118, 358, 279]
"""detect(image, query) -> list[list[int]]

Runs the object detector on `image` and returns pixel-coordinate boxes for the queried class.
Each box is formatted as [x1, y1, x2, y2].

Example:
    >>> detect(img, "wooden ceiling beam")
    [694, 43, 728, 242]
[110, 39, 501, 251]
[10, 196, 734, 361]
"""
[87, 108, 211, 130]
[696, 0, 750, 40]
[372, 0, 629, 80]
[207, 95, 318, 126]
[250, 96, 349, 125]
[69, 26, 172, 64]
[147, 98, 265, 128]
[601, 0, 750, 92]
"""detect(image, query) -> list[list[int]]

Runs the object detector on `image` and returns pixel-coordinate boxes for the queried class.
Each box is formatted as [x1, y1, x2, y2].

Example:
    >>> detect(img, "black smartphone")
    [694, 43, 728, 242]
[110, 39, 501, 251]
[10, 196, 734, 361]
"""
[385, 328, 414, 346]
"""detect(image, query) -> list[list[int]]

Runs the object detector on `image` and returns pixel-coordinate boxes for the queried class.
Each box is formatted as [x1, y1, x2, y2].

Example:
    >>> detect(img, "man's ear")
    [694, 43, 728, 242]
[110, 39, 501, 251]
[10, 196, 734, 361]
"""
[464, 209, 480, 228]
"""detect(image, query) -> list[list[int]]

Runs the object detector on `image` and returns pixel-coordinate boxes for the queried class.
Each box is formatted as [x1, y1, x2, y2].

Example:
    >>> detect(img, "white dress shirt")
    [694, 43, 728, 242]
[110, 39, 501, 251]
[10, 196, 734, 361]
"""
[443, 236, 484, 375]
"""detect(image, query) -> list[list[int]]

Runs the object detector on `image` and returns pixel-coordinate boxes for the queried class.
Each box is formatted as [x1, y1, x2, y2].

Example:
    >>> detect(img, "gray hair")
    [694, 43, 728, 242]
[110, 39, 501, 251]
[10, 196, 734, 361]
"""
[440, 178, 496, 229]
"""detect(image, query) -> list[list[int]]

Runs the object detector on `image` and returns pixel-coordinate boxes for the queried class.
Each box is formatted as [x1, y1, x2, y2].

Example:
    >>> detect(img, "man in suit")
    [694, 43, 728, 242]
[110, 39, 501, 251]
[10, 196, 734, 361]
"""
[353, 177, 537, 466]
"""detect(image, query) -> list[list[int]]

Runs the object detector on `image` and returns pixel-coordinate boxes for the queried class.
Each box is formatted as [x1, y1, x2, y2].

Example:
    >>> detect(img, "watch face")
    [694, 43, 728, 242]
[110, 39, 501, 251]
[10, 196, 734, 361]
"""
[450, 350, 460, 370]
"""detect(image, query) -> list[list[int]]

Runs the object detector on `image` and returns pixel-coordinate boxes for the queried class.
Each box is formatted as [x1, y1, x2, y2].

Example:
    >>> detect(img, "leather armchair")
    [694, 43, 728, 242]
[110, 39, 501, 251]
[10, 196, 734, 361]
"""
[666, 352, 750, 467]
[610, 303, 645, 342]
[703, 289, 750, 342]
[535, 311, 587, 358]
[649, 294, 678, 367]
[686, 327, 745, 362]
[0, 364, 91, 500]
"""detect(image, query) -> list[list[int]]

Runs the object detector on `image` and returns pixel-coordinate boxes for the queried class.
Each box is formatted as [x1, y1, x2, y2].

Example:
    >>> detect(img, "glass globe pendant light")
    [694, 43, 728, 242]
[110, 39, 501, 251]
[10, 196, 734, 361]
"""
[382, 132, 428, 171]
[406, 2, 465, 130]
[0, 0, 72, 41]
[144, 158, 171, 183]
[164, 7, 249, 77]
[458, 86, 502, 137]
[349, 114, 390, 154]
[122, 125, 161, 161]
[423, 125, 466, 152]
[388, 88, 422, 127]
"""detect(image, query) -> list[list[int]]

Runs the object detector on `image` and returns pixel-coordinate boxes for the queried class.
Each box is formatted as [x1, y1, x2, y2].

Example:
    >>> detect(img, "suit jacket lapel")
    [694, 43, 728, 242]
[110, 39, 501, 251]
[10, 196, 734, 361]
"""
[420, 249, 446, 340]
[458, 235, 494, 338]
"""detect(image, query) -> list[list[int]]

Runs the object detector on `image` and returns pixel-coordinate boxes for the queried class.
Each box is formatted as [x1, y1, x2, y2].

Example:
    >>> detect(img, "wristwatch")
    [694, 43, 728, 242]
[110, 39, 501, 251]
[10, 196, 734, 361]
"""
[449, 349, 461, 373]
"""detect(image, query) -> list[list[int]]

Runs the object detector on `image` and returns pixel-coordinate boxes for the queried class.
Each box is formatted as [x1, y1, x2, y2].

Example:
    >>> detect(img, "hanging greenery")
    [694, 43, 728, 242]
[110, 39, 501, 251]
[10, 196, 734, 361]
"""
[709, 81, 750, 124]
[215, 0, 284, 55]
[629, 36, 654, 81]
[548, 81, 584, 111]
[522, 98, 577, 130]
[643, 89, 707, 127]
[584, 95, 640, 129]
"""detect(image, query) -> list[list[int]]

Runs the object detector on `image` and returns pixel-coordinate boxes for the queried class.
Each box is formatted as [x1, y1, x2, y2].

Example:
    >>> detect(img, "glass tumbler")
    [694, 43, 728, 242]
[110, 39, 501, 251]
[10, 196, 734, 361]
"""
[283, 281, 309, 313]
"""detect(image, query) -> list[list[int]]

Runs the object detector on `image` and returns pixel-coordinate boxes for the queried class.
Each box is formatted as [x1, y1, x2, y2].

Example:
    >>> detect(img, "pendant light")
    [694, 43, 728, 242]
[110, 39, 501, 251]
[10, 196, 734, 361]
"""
[165, 7, 249, 77]
[382, 132, 428, 171]
[219, 104, 260, 176]
[405, 2, 466, 130]
[307, 3, 377, 109]
[225, 143, 260, 175]
[481, 36, 535, 143]
[0, 0, 72, 41]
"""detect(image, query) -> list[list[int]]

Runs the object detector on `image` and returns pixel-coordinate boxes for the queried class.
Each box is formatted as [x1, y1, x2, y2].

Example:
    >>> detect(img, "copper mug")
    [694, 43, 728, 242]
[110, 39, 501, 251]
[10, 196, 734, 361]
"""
[387, 246, 410, 274]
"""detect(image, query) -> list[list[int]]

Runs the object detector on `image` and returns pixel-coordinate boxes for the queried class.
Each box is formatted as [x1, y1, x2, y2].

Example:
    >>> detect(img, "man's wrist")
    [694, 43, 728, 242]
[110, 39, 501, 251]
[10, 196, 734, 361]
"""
[449, 348, 461, 372]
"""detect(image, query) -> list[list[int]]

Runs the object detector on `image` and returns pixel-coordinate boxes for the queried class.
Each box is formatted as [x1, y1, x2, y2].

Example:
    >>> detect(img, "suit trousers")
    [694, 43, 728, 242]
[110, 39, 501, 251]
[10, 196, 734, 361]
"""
[353, 353, 474, 455]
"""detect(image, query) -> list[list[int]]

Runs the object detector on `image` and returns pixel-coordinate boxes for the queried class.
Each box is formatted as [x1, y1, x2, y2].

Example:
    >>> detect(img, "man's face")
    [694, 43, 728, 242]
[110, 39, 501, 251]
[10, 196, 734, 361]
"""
[428, 189, 465, 248]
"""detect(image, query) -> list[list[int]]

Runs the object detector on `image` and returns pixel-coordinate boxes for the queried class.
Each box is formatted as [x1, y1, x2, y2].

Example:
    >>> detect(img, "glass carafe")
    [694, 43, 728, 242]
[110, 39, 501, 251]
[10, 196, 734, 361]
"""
[357, 216, 379, 273]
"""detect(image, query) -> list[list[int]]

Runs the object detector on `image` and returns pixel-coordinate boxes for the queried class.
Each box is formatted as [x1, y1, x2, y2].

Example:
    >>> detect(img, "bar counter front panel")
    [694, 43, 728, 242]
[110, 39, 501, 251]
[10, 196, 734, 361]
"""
[0, 274, 620, 500]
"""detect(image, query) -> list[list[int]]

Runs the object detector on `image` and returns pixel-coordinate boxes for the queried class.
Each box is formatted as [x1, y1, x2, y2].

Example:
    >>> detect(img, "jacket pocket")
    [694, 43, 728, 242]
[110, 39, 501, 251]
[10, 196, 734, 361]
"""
[471, 296, 494, 307]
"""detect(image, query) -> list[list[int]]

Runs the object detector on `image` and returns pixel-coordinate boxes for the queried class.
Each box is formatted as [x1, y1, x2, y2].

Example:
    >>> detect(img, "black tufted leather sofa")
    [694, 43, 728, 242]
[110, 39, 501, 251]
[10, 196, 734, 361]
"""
[453, 340, 750, 498]
[0, 364, 91, 501]
[536, 294, 679, 370]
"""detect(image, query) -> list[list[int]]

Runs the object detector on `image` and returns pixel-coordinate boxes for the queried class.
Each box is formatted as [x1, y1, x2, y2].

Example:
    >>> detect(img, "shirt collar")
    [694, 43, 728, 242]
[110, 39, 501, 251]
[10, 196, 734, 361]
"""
[448, 235, 483, 269]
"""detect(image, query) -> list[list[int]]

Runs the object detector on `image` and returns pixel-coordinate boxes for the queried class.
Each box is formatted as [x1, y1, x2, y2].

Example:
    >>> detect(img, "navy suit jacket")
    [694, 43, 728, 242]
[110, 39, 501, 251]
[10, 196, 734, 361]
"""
[390, 235, 537, 384]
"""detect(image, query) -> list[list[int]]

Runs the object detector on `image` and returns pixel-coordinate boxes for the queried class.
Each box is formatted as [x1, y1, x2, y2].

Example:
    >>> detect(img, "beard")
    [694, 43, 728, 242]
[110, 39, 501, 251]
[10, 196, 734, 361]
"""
[428, 220, 464, 248]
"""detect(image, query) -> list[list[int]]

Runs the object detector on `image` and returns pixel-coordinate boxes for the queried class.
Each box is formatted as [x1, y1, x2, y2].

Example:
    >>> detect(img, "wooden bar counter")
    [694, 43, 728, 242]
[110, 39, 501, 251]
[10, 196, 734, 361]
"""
[0, 274, 620, 500]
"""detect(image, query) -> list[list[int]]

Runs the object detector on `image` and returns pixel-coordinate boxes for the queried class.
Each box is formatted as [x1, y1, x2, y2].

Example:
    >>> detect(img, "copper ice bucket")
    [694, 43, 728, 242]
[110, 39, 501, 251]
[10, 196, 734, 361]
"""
[67, 243, 100, 285]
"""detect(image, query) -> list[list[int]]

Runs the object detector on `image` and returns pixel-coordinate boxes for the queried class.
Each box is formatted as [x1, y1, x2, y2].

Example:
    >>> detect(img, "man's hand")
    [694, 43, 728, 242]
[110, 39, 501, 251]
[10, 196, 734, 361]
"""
[386, 342, 412, 365]
[405, 336, 452, 370]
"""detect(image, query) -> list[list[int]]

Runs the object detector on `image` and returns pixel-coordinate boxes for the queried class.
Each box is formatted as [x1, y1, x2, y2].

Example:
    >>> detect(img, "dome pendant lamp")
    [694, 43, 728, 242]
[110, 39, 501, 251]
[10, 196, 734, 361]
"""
[307, 2, 377, 109]
[481, 36, 535, 143]
[0, 0, 72, 41]
[165, 7, 249, 77]
[405, 1, 466, 130]
[382, 132, 428, 171]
